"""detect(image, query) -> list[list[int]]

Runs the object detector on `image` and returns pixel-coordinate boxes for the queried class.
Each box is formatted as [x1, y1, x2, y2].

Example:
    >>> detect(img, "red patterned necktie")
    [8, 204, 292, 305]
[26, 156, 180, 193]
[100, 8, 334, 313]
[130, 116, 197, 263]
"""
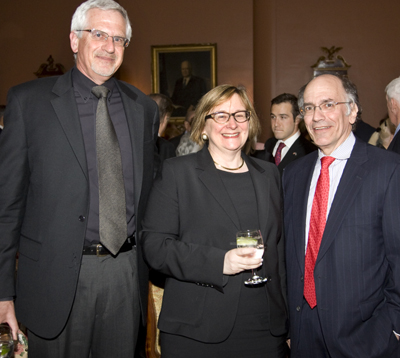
[274, 142, 286, 165]
[304, 156, 335, 308]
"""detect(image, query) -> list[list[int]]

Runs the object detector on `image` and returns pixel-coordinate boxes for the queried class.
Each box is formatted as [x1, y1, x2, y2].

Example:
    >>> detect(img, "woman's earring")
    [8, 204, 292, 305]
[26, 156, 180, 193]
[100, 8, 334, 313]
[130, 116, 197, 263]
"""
[202, 133, 209, 141]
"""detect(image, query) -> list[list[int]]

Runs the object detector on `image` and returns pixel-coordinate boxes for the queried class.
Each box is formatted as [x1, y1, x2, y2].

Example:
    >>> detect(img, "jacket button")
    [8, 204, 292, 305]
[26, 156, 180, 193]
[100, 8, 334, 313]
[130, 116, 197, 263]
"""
[78, 215, 86, 222]
[300, 276, 304, 281]
[296, 306, 301, 312]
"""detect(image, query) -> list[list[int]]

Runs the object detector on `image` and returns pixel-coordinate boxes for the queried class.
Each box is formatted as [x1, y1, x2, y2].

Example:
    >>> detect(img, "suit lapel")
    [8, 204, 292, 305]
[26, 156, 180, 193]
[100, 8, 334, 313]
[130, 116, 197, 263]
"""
[116, 81, 143, 209]
[316, 140, 368, 264]
[51, 70, 88, 179]
[279, 137, 301, 169]
[196, 148, 241, 230]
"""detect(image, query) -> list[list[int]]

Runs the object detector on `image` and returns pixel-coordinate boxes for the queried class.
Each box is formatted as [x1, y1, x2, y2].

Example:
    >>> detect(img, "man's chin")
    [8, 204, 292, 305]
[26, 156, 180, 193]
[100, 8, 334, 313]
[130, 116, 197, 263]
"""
[92, 64, 117, 78]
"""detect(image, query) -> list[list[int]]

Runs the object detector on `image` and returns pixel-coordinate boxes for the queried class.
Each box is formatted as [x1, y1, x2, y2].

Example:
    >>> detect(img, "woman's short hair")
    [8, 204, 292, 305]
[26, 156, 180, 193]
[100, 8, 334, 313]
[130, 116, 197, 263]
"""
[191, 85, 261, 154]
[71, 0, 132, 40]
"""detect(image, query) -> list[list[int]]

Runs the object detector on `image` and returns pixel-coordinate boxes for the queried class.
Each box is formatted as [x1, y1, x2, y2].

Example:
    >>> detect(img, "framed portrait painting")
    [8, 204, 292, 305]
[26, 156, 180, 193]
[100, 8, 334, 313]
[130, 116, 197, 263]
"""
[151, 44, 217, 122]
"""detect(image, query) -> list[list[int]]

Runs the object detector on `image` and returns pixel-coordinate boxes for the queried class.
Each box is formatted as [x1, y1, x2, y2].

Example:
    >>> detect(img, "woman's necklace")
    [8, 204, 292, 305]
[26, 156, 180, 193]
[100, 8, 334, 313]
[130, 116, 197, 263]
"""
[213, 158, 245, 171]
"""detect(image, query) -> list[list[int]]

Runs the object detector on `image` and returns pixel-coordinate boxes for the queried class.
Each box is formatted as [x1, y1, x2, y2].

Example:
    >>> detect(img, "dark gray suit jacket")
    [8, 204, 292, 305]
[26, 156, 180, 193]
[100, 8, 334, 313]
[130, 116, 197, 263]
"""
[0, 68, 159, 338]
[283, 139, 400, 357]
[141, 146, 288, 343]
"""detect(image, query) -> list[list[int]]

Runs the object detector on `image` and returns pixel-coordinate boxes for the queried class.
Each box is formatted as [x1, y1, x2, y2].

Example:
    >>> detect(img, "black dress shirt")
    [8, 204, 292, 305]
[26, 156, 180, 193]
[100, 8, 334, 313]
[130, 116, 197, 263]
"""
[72, 68, 135, 245]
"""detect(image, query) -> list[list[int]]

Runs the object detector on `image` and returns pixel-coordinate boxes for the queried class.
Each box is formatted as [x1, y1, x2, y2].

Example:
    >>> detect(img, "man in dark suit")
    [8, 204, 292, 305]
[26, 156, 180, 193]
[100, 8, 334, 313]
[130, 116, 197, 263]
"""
[255, 93, 316, 175]
[169, 108, 196, 152]
[149, 93, 176, 162]
[0, 0, 159, 357]
[283, 74, 400, 357]
[170, 60, 206, 117]
[385, 76, 400, 154]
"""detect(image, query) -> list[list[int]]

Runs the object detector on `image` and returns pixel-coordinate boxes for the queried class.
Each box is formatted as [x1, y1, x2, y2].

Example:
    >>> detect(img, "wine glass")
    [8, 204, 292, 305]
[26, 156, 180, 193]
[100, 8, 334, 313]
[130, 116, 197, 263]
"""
[0, 325, 14, 358]
[236, 229, 268, 286]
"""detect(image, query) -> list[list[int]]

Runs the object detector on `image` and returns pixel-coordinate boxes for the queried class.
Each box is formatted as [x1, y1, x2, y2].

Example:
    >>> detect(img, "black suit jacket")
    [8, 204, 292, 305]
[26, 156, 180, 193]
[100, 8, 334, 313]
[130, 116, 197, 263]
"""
[0, 69, 159, 338]
[256, 135, 317, 175]
[169, 132, 184, 150]
[388, 130, 400, 154]
[283, 139, 400, 357]
[156, 136, 176, 162]
[141, 147, 288, 343]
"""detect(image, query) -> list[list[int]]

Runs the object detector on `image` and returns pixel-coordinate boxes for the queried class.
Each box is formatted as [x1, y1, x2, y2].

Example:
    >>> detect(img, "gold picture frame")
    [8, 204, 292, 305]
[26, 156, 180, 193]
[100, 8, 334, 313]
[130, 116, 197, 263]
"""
[151, 44, 217, 122]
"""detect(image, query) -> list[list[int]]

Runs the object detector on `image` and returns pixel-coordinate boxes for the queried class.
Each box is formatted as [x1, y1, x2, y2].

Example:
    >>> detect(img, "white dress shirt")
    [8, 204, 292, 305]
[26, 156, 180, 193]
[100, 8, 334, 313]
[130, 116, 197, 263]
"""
[272, 130, 301, 160]
[304, 132, 356, 252]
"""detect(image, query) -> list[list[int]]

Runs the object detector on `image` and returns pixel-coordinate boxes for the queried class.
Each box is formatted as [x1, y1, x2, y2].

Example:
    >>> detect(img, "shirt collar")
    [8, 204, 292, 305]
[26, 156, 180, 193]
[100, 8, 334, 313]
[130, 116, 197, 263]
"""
[395, 123, 400, 137]
[277, 130, 301, 148]
[72, 66, 116, 103]
[318, 132, 356, 161]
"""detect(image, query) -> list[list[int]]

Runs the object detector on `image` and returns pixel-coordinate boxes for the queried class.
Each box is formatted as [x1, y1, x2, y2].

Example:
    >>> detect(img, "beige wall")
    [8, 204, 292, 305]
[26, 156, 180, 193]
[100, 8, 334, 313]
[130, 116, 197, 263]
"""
[124, 0, 253, 99]
[254, 0, 400, 140]
[0, 0, 253, 104]
[1, 0, 400, 142]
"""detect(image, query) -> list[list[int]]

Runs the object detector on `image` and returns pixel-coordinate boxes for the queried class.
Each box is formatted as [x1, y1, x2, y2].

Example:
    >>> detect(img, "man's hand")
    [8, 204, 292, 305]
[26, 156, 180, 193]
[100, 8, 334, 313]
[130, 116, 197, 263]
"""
[0, 301, 18, 340]
[223, 248, 263, 275]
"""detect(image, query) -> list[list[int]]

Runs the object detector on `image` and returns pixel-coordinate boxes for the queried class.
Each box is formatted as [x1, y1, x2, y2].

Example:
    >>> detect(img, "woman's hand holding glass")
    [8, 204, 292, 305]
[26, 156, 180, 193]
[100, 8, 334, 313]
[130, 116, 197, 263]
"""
[223, 245, 263, 275]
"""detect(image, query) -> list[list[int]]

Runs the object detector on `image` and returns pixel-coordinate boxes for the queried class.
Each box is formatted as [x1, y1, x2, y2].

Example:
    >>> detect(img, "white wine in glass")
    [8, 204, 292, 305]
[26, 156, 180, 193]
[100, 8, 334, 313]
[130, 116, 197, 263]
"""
[236, 229, 268, 286]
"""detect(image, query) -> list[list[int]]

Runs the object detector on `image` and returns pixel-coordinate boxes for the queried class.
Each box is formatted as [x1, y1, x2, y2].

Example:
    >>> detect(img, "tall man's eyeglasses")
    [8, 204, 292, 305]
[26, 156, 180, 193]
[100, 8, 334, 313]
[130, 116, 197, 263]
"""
[75, 29, 129, 48]
[300, 101, 351, 117]
[205, 111, 251, 124]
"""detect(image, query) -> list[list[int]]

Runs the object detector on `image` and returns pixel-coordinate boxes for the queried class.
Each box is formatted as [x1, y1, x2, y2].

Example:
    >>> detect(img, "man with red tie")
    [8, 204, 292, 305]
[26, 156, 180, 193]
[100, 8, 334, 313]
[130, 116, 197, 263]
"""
[255, 93, 316, 175]
[283, 74, 400, 357]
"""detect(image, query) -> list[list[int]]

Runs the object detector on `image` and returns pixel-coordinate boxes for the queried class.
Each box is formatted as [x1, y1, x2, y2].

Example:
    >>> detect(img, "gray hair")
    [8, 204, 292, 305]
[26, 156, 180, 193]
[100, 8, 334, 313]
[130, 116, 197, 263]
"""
[385, 77, 400, 104]
[71, 0, 132, 40]
[298, 74, 362, 128]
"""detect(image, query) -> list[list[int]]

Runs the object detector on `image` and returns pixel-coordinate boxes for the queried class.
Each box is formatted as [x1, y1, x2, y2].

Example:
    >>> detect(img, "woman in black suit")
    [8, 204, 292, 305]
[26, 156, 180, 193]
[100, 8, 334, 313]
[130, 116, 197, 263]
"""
[141, 85, 288, 357]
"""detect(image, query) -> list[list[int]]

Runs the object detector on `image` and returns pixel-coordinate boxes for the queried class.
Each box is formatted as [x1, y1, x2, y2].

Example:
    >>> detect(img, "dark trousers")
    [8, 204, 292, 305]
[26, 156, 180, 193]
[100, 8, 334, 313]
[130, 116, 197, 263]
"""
[292, 300, 331, 358]
[29, 249, 140, 358]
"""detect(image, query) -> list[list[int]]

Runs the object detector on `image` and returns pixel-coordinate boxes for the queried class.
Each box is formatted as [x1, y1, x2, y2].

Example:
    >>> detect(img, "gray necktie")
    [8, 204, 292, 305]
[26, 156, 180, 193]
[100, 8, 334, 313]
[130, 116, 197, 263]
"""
[92, 85, 127, 255]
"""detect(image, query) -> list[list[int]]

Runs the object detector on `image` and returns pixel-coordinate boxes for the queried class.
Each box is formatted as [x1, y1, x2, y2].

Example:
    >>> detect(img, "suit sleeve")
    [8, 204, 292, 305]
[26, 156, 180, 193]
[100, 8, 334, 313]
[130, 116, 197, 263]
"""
[0, 87, 30, 298]
[382, 162, 400, 330]
[140, 160, 226, 291]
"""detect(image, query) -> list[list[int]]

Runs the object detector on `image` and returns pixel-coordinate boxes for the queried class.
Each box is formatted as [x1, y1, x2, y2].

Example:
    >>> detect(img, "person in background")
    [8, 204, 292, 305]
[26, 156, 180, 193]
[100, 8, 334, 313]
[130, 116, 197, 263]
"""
[0, 0, 159, 356]
[0, 105, 5, 136]
[385, 76, 400, 154]
[141, 84, 288, 358]
[368, 115, 395, 149]
[255, 93, 316, 175]
[175, 109, 201, 156]
[149, 93, 176, 162]
[284, 74, 400, 357]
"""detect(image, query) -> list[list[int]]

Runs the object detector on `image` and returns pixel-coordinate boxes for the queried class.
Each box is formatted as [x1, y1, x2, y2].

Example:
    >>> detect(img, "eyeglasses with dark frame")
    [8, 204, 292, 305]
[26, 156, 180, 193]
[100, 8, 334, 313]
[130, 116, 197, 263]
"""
[300, 101, 351, 117]
[205, 111, 251, 124]
[75, 29, 129, 48]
